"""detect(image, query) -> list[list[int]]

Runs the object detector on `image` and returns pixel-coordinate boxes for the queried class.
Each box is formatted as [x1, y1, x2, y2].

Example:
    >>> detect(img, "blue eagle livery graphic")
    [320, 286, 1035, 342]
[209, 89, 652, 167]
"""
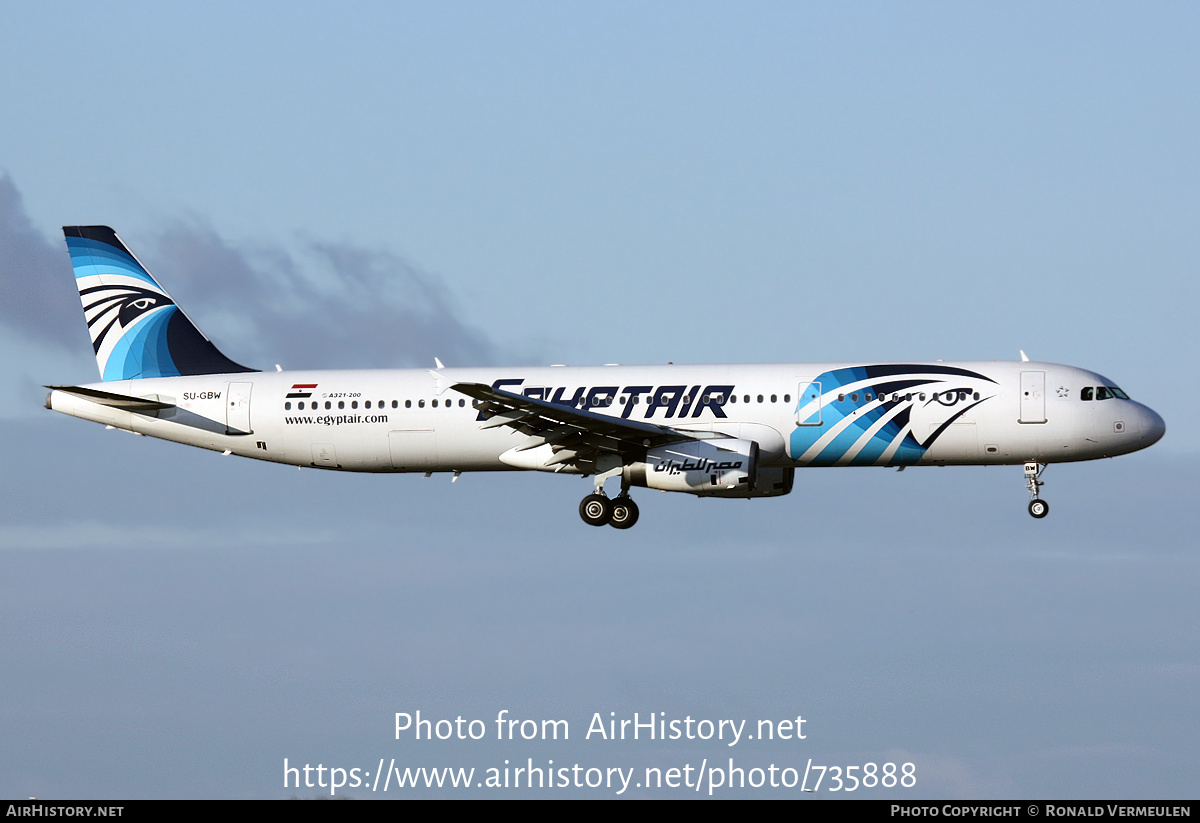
[789, 364, 998, 466]
[64, 226, 254, 381]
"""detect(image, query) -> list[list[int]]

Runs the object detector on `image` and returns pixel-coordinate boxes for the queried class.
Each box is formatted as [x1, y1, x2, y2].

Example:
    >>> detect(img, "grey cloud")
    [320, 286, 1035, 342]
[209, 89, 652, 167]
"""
[0, 173, 506, 371]
[147, 220, 503, 370]
[0, 174, 86, 350]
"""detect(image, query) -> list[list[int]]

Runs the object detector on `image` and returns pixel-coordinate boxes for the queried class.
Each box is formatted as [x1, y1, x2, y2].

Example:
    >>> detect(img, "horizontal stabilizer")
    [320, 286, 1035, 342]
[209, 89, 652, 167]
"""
[45, 385, 175, 412]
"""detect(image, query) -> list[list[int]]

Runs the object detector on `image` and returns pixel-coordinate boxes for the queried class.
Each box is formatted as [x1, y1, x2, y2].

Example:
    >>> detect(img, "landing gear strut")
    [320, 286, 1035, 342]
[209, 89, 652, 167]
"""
[1025, 462, 1049, 519]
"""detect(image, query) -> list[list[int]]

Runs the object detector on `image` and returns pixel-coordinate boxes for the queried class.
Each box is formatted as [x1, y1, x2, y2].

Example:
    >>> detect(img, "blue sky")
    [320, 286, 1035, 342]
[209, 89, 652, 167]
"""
[1, 1, 1197, 798]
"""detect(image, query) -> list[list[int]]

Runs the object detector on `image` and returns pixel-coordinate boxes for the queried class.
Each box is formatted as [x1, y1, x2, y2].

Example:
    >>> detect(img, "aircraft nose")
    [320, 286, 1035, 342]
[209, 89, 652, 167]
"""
[1139, 406, 1166, 446]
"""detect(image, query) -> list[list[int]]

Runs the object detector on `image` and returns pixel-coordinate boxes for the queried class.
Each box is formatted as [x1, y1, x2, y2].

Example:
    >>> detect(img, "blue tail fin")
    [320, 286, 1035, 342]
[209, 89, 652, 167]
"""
[63, 226, 256, 380]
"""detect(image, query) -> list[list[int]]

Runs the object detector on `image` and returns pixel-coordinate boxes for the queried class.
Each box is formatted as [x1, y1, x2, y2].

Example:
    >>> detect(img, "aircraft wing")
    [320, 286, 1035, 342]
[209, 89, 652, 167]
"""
[452, 381, 713, 472]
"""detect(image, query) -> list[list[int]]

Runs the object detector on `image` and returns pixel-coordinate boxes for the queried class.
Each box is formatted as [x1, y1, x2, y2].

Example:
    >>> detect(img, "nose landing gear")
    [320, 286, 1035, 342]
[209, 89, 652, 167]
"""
[1025, 462, 1049, 518]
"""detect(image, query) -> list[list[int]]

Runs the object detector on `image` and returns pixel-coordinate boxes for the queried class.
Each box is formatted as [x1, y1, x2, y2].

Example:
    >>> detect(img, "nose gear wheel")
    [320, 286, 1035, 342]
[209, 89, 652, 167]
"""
[1024, 462, 1049, 519]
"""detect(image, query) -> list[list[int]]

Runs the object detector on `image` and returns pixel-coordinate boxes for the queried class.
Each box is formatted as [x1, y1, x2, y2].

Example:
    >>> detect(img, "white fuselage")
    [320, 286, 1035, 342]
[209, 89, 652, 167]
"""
[47, 360, 1165, 474]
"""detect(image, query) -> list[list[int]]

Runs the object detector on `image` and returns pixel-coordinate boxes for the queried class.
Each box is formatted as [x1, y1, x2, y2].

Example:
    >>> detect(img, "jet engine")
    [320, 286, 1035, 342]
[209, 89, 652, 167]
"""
[622, 438, 790, 498]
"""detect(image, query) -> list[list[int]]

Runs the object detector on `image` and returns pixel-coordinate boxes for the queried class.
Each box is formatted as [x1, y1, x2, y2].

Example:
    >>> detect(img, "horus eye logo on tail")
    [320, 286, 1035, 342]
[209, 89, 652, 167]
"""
[63, 226, 256, 380]
[79, 281, 177, 356]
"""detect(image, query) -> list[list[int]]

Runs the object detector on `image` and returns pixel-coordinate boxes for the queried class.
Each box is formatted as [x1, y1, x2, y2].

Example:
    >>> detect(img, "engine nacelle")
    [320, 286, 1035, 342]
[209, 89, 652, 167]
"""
[713, 465, 794, 498]
[624, 439, 761, 497]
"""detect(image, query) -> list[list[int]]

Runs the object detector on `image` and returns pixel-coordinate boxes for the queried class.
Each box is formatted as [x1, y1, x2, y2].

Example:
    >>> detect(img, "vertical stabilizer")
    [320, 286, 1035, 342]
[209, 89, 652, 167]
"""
[63, 226, 256, 380]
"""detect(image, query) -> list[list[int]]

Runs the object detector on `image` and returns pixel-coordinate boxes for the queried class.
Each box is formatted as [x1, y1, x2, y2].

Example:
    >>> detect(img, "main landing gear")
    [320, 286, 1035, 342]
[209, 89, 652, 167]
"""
[579, 492, 640, 529]
[1025, 462, 1049, 519]
[579, 463, 640, 529]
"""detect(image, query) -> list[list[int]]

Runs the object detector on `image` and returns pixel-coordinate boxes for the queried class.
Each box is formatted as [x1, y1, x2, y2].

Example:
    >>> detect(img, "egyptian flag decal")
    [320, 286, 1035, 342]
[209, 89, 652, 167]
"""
[287, 383, 318, 399]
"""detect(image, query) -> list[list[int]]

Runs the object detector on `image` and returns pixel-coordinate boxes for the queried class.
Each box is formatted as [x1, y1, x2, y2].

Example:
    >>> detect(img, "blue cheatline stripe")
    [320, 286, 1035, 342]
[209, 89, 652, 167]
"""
[102, 306, 180, 380]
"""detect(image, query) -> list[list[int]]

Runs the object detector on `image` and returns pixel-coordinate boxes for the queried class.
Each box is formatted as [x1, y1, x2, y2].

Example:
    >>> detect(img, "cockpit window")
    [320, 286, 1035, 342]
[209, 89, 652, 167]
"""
[1083, 386, 1129, 401]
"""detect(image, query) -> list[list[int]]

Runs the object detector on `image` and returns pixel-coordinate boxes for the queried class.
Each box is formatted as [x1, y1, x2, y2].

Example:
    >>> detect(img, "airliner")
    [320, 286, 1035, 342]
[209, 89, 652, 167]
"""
[46, 226, 1166, 529]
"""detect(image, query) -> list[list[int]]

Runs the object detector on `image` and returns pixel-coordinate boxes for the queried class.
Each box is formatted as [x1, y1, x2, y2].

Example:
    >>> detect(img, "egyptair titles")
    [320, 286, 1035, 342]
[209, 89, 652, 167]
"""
[488, 378, 737, 421]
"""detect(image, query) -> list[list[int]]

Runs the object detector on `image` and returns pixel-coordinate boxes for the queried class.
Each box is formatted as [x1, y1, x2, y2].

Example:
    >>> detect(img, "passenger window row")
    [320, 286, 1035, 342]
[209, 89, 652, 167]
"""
[725, 394, 790, 404]
[284, 398, 469, 411]
[834, 391, 980, 403]
[285, 392, 813, 412]
[617, 394, 792, 405]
